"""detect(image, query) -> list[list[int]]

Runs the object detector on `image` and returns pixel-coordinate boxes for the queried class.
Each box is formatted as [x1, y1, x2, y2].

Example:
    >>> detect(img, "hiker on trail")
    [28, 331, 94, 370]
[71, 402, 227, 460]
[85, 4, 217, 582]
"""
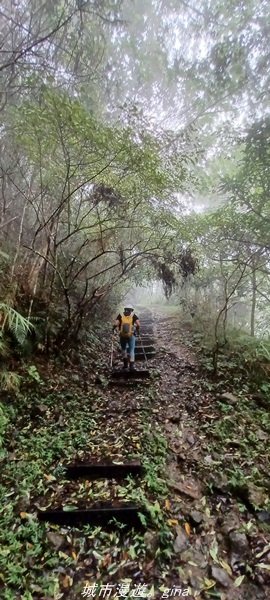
[113, 306, 140, 371]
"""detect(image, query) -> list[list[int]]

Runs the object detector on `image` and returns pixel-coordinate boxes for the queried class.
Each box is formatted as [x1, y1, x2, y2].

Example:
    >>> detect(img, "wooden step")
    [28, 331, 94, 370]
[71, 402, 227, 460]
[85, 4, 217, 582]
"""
[140, 329, 154, 335]
[135, 352, 156, 361]
[135, 345, 156, 352]
[110, 369, 150, 379]
[38, 505, 144, 528]
[108, 379, 151, 387]
[65, 461, 142, 480]
[138, 337, 155, 345]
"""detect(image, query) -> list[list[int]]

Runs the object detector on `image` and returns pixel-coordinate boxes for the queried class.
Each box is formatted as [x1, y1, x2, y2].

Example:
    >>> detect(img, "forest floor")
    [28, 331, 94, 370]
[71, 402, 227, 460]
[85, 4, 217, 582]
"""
[1, 307, 270, 600]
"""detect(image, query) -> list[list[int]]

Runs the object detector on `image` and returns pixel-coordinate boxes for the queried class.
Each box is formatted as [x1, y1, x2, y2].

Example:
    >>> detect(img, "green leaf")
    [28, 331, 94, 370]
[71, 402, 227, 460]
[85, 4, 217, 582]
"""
[129, 546, 136, 559]
[92, 550, 103, 561]
[255, 544, 270, 559]
[138, 512, 147, 526]
[209, 541, 219, 563]
[256, 563, 270, 571]
[234, 575, 245, 587]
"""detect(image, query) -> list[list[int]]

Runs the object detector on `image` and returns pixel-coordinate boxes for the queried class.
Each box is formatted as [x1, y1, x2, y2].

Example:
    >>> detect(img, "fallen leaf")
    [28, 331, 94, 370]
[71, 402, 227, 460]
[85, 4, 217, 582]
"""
[219, 559, 232, 576]
[58, 551, 70, 560]
[44, 474, 56, 482]
[145, 559, 155, 572]
[102, 553, 112, 566]
[203, 578, 216, 590]
[20, 512, 30, 519]
[185, 522, 191, 536]
[129, 546, 136, 559]
[63, 574, 73, 588]
[234, 575, 245, 587]
[167, 519, 178, 526]
[255, 544, 270, 559]
[209, 541, 219, 563]
[256, 563, 270, 571]
[165, 499, 171, 511]
[93, 550, 103, 561]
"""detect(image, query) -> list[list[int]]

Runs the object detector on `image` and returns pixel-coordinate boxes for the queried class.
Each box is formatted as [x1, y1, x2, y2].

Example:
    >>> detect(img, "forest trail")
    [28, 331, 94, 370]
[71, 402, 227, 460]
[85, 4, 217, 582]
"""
[48, 307, 269, 599]
[84, 305, 270, 600]
[2, 309, 269, 600]
[148, 307, 270, 600]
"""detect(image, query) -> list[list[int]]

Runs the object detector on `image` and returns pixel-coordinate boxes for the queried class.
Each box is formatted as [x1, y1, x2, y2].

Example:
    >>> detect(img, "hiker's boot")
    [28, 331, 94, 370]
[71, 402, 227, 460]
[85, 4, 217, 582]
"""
[129, 362, 136, 371]
[123, 357, 128, 371]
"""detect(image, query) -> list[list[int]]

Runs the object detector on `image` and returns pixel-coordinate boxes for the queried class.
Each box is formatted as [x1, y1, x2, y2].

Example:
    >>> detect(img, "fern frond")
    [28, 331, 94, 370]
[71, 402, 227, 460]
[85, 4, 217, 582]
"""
[0, 370, 21, 392]
[0, 333, 10, 358]
[0, 302, 33, 345]
[0, 404, 8, 448]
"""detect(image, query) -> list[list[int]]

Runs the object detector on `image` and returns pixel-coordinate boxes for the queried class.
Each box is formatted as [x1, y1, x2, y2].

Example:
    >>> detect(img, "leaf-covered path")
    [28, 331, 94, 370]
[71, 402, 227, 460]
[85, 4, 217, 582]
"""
[149, 308, 270, 599]
[1, 307, 270, 600]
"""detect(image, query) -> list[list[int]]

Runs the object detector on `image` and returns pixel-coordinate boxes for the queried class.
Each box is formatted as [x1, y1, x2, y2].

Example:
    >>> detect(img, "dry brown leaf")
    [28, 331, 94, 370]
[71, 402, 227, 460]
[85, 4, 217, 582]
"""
[145, 559, 155, 572]
[62, 574, 73, 588]
[44, 474, 56, 482]
[102, 553, 112, 567]
[20, 512, 30, 519]
[185, 522, 191, 536]
[167, 518, 178, 526]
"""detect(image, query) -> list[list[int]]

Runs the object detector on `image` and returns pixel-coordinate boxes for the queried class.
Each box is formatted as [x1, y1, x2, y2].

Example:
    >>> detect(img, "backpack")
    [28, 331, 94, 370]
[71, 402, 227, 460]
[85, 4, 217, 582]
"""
[120, 314, 133, 338]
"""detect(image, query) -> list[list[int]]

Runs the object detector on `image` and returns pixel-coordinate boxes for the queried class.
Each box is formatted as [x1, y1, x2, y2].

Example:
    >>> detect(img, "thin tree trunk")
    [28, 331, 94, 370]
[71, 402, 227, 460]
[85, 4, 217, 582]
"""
[10, 201, 26, 280]
[250, 263, 256, 337]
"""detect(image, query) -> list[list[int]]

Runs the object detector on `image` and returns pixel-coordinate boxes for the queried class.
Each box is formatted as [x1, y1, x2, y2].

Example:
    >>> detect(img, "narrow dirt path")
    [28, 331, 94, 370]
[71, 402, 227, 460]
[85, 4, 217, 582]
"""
[148, 307, 270, 600]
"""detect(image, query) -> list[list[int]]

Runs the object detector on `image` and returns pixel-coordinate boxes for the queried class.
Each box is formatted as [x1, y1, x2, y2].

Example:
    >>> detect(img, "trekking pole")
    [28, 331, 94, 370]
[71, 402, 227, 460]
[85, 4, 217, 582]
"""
[138, 333, 149, 369]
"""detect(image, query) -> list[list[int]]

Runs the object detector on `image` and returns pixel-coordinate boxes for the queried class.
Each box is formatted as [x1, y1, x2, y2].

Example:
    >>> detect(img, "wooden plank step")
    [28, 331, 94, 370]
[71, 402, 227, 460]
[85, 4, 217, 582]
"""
[135, 347, 156, 354]
[38, 505, 144, 528]
[135, 345, 155, 352]
[135, 349, 156, 356]
[110, 369, 150, 379]
[108, 380, 150, 387]
[138, 337, 155, 345]
[65, 461, 142, 480]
